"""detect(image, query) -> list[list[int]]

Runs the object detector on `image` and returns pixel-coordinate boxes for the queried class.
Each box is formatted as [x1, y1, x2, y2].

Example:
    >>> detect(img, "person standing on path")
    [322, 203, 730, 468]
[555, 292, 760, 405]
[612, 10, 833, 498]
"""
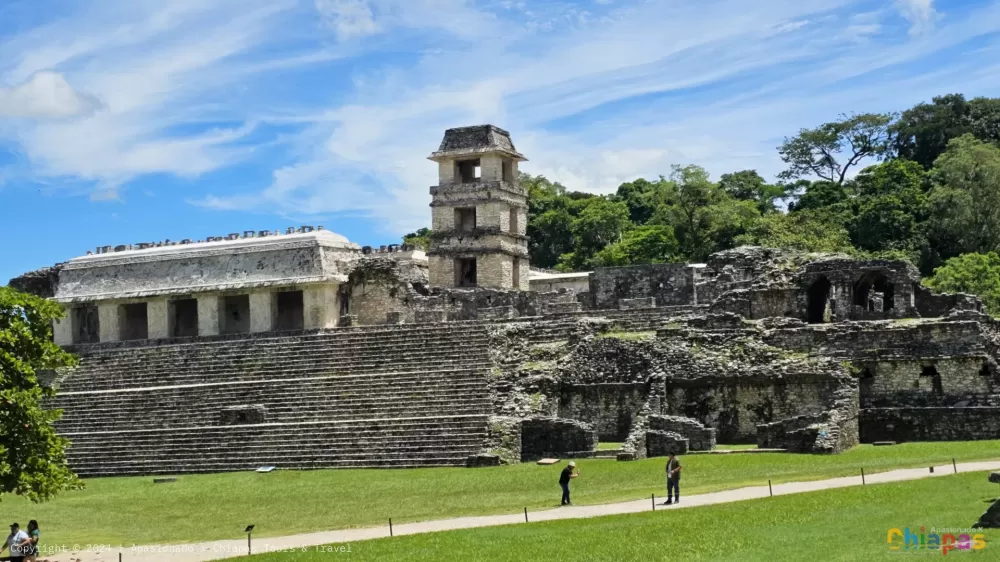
[2, 523, 29, 562]
[560, 461, 579, 506]
[664, 452, 682, 505]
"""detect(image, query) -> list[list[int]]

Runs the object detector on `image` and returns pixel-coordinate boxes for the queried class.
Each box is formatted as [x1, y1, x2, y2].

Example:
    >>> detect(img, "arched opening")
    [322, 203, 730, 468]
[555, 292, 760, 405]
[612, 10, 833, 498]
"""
[807, 276, 832, 323]
[920, 365, 943, 395]
[853, 272, 895, 312]
[980, 361, 993, 377]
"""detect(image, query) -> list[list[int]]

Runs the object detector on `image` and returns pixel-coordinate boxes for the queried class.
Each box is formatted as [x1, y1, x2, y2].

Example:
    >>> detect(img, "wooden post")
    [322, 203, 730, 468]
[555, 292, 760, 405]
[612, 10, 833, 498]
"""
[861, 467, 865, 485]
[768, 480, 773, 497]
[524, 507, 529, 523]
[953, 458, 957, 474]
[389, 518, 393, 537]
[652, 493, 655, 511]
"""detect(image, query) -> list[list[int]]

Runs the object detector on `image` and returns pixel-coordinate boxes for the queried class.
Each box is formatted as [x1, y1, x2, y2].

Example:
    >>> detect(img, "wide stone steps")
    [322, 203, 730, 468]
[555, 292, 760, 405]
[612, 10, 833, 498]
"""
[52, 322, 503, 475]
[54, 399, 490, 432]
[61, 416, 488, 476]
[59, 355, 491, 392]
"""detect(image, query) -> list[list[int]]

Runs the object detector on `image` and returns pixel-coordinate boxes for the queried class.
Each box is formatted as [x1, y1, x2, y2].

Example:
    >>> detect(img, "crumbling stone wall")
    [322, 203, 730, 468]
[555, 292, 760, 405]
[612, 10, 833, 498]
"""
[558, 383, 648, 441]
[519, 417, 597, 461]
[647, 415, 717, 451]
[860, 407, 1000, 442]
[645, 430, 689, 457]
[589, 263, 695, 309]
[859, 357, 998, 408]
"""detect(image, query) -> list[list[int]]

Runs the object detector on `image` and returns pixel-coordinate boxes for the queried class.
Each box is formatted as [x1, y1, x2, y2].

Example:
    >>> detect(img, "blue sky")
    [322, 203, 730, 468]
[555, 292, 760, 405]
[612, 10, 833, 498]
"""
[1, 0, 999, 283]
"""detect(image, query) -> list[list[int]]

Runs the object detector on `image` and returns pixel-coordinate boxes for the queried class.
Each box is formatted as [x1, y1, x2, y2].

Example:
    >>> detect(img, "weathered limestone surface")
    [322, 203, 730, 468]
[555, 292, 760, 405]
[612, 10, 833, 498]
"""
[519, 417, 597, 461]
[648, 415, 717, 451]
[645, 430, 689, 457]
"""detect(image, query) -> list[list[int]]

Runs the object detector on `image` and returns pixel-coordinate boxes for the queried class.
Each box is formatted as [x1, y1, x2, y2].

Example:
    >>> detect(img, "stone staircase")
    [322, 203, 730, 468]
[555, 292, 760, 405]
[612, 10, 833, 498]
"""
[48, 323, 493, 476]
[506, 305, 705, 343]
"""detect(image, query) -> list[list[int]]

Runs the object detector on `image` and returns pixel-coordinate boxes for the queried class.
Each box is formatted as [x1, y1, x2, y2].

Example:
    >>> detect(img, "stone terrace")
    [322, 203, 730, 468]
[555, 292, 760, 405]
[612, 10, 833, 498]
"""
[48, 323, 493, 476]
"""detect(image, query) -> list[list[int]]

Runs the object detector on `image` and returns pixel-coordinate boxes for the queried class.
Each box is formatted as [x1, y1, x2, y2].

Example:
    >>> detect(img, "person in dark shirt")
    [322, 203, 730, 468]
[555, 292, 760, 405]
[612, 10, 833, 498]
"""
[664, 452, 682, 505]
[559, 461, 579, 505]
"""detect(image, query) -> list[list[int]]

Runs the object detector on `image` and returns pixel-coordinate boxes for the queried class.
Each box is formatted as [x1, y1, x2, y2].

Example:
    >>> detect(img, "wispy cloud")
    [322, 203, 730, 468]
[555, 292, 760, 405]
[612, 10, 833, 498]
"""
[896, 0, 939, 36]
[2, 0, 1000, 240]
[0, 71, 100, 118]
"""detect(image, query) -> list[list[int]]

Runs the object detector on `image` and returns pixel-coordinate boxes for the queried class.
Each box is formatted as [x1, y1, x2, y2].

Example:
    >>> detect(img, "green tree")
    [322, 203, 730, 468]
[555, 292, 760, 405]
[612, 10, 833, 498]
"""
[557, 198, 631, 271]
[891, 94, 973, 169]
[924, 252, 1000, 315]
[591, 224, 679, 267]
[718, 170, 785, 213]
[529, 208, 574, 269]
[735, 209, 854, 253]
[847, 160, 929, 253]
[789, 181, 849, 212]
[778, 113, 894, 184]
[402, 228, 430, 250]
[651, 165, 725, 261]
[612, 177, 672, 224]
[0, 286, 80, 502]
[970, 97, 1000, 146]
[925, 134, 1000, 259]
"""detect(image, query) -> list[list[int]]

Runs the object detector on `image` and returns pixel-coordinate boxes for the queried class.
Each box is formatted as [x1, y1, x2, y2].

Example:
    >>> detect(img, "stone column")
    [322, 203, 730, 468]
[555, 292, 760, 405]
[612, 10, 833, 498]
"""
[249, 291, 274, 333]
[197, 295, 221, 336]
[147, 299, 169, 340]
[52, 307, 74, 346]
[98, 303, 121, 343]
[303, 284, 339, 329]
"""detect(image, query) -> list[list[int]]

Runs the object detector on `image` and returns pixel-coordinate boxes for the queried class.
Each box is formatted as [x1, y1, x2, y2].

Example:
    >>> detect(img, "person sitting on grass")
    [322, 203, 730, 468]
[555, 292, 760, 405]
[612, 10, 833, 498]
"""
[1, 522, 29, 562]
[560, 461, 579, 506]
[664, 452, 682, 505]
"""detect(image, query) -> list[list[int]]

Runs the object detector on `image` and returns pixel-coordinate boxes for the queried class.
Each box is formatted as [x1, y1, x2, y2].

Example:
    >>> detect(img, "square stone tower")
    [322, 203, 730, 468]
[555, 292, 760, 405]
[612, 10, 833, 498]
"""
[427, 125, 530, 290]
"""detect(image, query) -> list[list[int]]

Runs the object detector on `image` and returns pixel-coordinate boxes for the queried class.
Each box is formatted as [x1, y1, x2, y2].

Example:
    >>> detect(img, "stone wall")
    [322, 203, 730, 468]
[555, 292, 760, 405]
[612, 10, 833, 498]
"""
[859, 407, 1000, 442]
[589, 263, 695, 309]
[519, 417, 597, 461]
[663, 374, 845, 443]
[645, 430, 689, 457]
[647, 415, 717, 451]
[557, 383, 648, 441]
[859, 357, 998, 408]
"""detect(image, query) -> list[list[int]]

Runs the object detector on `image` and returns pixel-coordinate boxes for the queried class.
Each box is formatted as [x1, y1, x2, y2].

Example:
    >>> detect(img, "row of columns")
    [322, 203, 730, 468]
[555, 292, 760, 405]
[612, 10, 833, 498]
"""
[54, 284, 340, 345]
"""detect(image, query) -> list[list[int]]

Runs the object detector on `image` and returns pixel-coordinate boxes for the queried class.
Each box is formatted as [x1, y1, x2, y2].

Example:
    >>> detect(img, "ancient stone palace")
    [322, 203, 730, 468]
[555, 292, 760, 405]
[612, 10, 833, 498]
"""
[10, 125, 1000, 476]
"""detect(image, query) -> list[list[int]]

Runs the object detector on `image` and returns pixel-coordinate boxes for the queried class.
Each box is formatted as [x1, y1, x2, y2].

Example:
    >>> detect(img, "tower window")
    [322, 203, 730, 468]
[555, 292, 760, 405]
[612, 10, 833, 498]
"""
[457, 159, 481, 183]
[456, 258, 477, 287]
[455, 207, 476, 233]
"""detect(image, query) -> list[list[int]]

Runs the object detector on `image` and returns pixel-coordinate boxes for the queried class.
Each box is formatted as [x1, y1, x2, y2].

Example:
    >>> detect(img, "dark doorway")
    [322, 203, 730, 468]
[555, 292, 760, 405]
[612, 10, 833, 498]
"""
[853, 272, 895, 312]
[921, 365, 943, 395]
[455, 258, 477, 287]
[72, 305, 100, 344]
[806, 277, 832, 323]
[457, 159, 481, 183]
[120, 303, 148, 340]
[169, 299, 199, 338]
[222, 295, 251, 334]
[859, 367, 875, 408]
[275, 291, 304, 331]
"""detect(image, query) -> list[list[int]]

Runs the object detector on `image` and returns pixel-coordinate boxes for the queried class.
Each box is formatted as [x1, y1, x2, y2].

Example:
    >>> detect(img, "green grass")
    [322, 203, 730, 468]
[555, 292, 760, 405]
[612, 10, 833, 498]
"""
[4, 441, 999, 548]
[596, 442, 623, 450]
[594, 330, 657, 341]
[242, 472, 1000, 561]
[714, 443, 759, 451]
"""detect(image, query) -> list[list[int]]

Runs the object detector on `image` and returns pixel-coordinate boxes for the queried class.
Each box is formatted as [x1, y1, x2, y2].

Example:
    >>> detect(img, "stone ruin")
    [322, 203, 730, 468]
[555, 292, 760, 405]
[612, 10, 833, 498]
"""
[8, 125, 1000, 476]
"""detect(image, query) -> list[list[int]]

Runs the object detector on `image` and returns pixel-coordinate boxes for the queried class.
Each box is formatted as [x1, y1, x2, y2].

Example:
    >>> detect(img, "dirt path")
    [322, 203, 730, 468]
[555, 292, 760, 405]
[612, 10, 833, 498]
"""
[46, 460, 1000, 562]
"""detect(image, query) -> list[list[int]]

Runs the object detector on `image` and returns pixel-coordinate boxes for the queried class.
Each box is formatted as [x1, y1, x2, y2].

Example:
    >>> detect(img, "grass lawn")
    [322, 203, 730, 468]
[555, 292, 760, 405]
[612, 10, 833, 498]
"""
[4, 441, 999, 547]
[596, 442, 623, 450]
[241, 471, 1000, 561]
[714, 444, 759, 451]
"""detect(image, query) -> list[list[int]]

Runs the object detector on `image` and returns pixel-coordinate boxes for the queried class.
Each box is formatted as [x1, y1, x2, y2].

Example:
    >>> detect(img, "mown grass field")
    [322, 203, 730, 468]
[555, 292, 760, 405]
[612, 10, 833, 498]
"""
[4, 441, 999, 547]
[243, 472, 1000, 561]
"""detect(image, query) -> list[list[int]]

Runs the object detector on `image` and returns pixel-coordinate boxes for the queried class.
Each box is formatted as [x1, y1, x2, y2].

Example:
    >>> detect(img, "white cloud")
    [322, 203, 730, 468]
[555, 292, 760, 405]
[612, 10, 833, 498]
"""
[4, 0, 1000, 243]
[315, 0, 379, 40]
[0, 71, 100, 118]
[896, 0, 939, 36]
